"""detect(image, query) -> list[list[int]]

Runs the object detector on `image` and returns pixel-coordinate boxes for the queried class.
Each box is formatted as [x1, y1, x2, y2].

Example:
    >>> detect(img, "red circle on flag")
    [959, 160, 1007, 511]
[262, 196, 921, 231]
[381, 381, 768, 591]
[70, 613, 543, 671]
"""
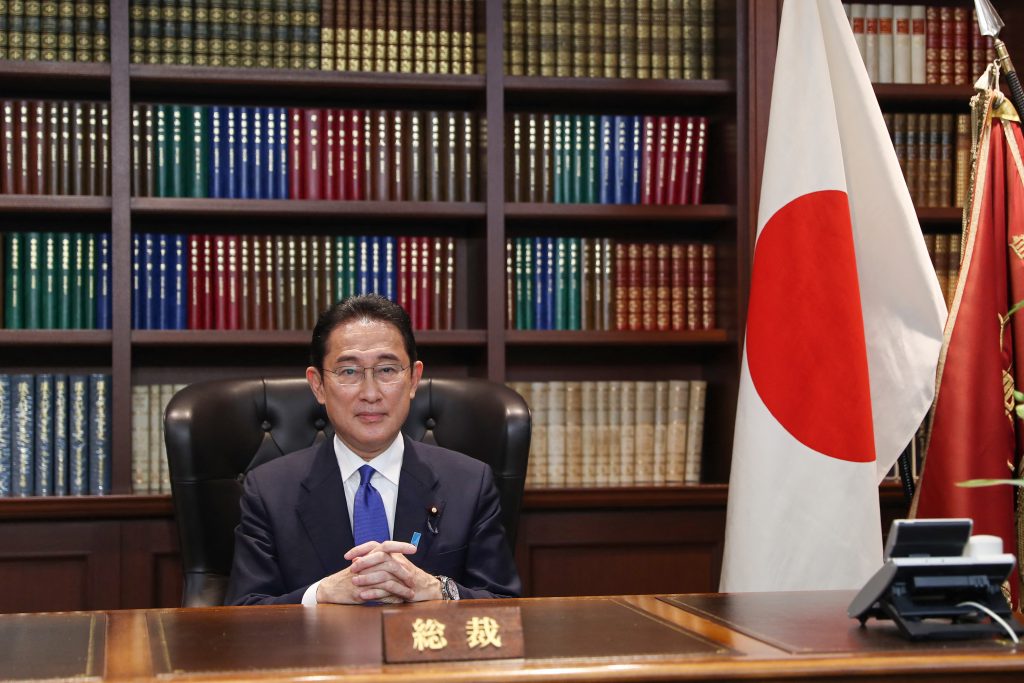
[746, 190, 876, 463]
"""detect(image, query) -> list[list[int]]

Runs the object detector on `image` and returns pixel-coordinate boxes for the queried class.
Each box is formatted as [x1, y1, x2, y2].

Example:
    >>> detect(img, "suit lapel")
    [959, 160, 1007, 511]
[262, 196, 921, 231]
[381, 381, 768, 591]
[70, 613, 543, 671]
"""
[296, 438, 354, 575]
[394, 437, 443, 563]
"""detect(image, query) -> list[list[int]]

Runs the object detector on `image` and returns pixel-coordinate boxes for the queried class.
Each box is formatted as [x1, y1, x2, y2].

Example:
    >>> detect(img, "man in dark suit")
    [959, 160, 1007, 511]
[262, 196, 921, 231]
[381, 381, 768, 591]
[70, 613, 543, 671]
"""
[226, 295, 521, 605]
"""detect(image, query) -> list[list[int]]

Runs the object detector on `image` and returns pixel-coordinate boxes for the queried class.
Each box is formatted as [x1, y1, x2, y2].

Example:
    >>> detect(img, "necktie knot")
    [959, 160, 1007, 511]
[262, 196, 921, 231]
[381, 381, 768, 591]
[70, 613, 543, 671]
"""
[358, 464, 376, 486]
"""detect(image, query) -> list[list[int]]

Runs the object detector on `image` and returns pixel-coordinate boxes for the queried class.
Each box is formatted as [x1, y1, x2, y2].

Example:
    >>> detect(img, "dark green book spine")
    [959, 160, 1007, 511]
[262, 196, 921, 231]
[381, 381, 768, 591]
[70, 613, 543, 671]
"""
[208, 0, 224, 65]
[82, 232, 95, 329]
[0, 0, 9, 60]
[99, 102, 110, 196]
[145, 0, 161, 63]
[303, 0, 318, 69]
[271, 0, 288, 68]
[568, 237, 580, 329]
[224, 0, 241, 66]
[24, 232, 42, 329]
[168, 104, 184, 197]
[9, 0, 25, 60]
[24, 0, 41, 60]
[161, 0, 177, 64]
[239, 0, 256, 66]
[130, 0, 146, 62]
[193, 0, 210, 65]
[185, 105, 208, 197]
[176, 0, 193, 64]
[254, 0, 272, 67]
[552, 114, 563, 204]
[584, 115, 598, 203]
[155, 105, 168, 197]
[57, 0, 74, 61]
[57, 232, 72, 329]
[74, 0, 92, 61]
[554, 237, 567, 329]
[70, 232, 84, 328]
[287, 0, 303, 68]
[571, 114, 583, 203]
[42, 232, 57, 328]
[5, 233, 23, 329]
[92, 0, 108, 61]
[40, 0, 58, 60]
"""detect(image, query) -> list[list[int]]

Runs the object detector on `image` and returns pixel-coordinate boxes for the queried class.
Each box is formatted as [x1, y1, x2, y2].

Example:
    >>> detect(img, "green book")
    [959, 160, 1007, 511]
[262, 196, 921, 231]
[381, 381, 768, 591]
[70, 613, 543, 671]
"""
[240, 0, 257, 67]
[9, 0, 25, 60]
[554, 237, 567, 330]
[303, 0, 318, 69]
[208, 0, 225, 66]
[514, 238, 526, 330]
[271, 0, 288, 68]
[0, 0, 8, 60]
[193, 0, 210, 65]
[82, 232, 95, 329]
[287, 0, 303, 69]
[571, 114, 584, 204]
[129, 0, 145, 62]
[70, 232, 84, 328]
[144, 0, 161, 63]
[552, 115, 563, 204]
[92, 0, 108, 62]
[74, 0, 92, 62]
[161, 0, 178, 64]
[155, 105, 168, 197]
[41, 232, 58, 329]
[183, 106, 209, 198]
[567, 237, 581, 330]
[224, 0, 241, 66]
[40, 0, 58, 60]
[57, 0, 74, 61]
[57, 232, 72, 329]
[254, 0, 272, 67]
[584, 115, 599, 204]
[24, 0, 41, 60]
[168, 104, 184, 197]
[5, 233, 23, 329]
[176, 0, 192, 64]
[24, 232, 42, 329]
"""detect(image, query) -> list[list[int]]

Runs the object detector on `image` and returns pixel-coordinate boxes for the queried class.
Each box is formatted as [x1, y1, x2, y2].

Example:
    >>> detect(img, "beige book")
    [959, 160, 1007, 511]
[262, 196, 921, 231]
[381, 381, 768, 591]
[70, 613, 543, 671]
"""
[653, 381, 669, 485]
[564, 381, 583, 487]
[547, 381, 566, 487]
[148, 384, 162, 496]
[893, 4, 911, 83]
[684, 380, 707, 484]
[877, 3, 893, 84]
[580, 382, 597, 486]
[528, 381, 548, 488]
[634, 381, 656, 484]
[910, 5, 926, 84]
[595, 381, 610, 486]
[619, 381, 636, 486]
[131, 384, 151, 494]
[607, 381, 621, 486]
[864, 4, 879, 82]
[159, 384, 176, 494]
[666, 380, 690, 484]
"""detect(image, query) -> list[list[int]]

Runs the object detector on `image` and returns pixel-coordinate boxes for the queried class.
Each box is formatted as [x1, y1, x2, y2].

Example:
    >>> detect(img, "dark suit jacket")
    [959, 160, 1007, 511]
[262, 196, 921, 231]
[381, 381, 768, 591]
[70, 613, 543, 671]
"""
[225, 435, 522, 605]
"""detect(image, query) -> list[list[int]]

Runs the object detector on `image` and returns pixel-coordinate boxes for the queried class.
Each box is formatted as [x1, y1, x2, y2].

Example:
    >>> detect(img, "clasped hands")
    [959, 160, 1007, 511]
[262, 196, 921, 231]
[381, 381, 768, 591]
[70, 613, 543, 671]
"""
[315, 540, 443, 604]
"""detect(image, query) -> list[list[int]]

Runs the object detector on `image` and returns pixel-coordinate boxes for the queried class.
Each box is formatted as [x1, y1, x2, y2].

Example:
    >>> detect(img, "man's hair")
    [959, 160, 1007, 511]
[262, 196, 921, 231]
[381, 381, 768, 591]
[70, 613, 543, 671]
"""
[310, 294, 418, 370]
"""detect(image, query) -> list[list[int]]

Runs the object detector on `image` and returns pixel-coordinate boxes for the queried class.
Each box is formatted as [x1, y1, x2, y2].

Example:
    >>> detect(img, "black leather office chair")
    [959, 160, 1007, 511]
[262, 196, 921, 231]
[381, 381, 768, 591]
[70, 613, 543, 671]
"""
[165, 376, 531, 608]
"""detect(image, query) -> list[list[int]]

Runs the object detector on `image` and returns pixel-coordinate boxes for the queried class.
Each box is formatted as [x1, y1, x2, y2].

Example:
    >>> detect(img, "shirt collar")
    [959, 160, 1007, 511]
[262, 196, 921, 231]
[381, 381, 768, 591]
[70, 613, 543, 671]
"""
[334, 433, 405, 486]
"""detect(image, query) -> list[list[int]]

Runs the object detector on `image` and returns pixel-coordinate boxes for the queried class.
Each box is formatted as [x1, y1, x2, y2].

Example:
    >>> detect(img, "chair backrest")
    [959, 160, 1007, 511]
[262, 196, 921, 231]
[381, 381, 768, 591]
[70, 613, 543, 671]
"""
[165, 376, 531, 608]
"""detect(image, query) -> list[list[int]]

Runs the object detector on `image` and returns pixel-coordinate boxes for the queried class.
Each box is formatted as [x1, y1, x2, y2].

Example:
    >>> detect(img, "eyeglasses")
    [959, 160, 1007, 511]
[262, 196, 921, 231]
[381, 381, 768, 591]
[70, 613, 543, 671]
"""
[322, 364, 409, 386]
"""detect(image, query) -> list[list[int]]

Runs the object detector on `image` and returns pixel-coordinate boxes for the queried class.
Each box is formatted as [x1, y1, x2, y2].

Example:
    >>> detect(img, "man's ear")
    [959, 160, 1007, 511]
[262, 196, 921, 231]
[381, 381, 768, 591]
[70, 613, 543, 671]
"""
[306, 366, 326, 405]
[408, 360, 424, 399]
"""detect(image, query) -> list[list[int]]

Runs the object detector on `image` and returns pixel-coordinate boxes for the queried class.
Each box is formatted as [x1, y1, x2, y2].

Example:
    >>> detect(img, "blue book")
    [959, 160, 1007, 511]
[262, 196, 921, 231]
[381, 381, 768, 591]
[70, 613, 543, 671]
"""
[68, 375, 89, 496]
[34, 374, 54, 496]
[370, 237, 382, 296]
[381, 237, 396, 302]
[614, 116, 629, 205]
[132, 234, 143, 329]
[530, 237, 543, 330]
[0, 375, 11, 496]
[156, 233, 170, 330]
[553, 238, 567, 330]
[236, 106, 251, 199]
[544, 237, 556, 330]
[172, 234, 187, 329]
[225, 107, 237, 199]
[276, 107, 289, 200]
[10, 374, 35, 497]
[599, 116, 615, 204]
[142, 233, 157, 330]
[52, 375, 68, 496]
[357, 236, 371, 295]
[209, 106, 224, 198]
[96, 233, 112, 329]
[629, 115, 642, 204]
[251, 107, 265, 199]
[88, 374, 111, 496]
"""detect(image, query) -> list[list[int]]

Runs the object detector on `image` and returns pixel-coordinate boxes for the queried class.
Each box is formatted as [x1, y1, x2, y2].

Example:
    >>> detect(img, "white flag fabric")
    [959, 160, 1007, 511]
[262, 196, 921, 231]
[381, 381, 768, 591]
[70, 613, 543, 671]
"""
[719, 0, 946, 593]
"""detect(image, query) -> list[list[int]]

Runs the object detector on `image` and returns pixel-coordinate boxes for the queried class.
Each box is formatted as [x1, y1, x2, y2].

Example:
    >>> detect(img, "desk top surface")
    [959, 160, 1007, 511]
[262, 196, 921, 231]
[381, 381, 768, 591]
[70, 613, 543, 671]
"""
[3, 592, 1023, 682]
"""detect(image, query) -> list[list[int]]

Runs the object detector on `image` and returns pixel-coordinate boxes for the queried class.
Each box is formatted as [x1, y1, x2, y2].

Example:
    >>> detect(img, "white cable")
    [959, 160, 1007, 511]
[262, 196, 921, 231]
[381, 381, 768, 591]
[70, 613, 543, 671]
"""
[957, 600, 1020, 644]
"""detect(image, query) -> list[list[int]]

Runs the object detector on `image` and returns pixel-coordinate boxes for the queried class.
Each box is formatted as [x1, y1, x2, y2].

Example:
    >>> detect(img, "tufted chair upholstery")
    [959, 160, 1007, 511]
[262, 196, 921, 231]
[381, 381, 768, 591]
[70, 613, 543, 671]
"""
[165, 376, 531, 608]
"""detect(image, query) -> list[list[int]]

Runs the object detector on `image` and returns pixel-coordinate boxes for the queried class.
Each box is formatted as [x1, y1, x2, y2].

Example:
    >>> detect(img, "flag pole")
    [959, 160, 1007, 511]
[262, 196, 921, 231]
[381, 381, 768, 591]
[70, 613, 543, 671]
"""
[975, 0, 1024, 116]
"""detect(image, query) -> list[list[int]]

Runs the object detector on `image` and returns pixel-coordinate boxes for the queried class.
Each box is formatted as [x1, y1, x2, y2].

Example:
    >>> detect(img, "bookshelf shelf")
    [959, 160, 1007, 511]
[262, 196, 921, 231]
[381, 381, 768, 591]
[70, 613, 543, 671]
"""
[0, 61, 111, 96]
[874, 83, 976, 106]
[918, 207, 964, 225]
[0, 196, 113, 214]
[523, 484, 729, 509]
[131, 329, 488, 347]
[504, 76, 735, 110]
[130, 198, 488, 221]
[506, 330, 731, 346]
[0, 494, 173, 521]
[0, 330, 113, 346]
[504, 203, 737, 222]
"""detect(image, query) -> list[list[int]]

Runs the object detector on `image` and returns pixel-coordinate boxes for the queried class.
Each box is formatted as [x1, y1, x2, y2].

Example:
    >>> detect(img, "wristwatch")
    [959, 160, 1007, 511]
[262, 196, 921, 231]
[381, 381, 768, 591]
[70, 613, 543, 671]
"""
[435, 575, 460, 601]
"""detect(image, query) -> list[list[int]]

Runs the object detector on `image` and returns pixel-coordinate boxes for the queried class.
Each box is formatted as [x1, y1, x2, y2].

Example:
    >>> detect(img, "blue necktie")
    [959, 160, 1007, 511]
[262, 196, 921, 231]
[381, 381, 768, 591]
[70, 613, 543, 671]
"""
[352, 464, 390, 546]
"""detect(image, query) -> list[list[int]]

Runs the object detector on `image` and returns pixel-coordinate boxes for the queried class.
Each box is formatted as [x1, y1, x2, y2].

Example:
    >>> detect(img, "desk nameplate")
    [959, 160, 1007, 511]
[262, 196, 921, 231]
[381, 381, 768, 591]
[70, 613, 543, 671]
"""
[383, 604, 523, 663]
[0, 612, 106, 681]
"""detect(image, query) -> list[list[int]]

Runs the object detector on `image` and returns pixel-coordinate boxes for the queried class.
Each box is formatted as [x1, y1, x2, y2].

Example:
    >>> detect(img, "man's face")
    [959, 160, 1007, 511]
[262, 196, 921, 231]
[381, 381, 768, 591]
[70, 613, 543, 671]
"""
[306, 318, 424, 461]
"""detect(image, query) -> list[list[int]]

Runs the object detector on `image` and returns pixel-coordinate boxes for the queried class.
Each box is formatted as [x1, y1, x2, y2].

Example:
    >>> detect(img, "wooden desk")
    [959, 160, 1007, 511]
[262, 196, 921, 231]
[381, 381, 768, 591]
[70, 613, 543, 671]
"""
[3, 592, 1023, 682]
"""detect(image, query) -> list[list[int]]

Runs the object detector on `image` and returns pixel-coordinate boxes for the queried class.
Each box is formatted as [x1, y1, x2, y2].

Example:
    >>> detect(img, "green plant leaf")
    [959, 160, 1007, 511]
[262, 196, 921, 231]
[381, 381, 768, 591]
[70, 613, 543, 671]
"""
[957, 478, 1024, 488]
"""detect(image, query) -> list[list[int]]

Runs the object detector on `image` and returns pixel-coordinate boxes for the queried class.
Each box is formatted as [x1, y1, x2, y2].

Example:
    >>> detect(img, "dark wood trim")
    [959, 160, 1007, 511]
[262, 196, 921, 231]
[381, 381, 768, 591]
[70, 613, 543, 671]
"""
[873, 83, 976, 104]
[0, 196, 112, 213]
[0, 495, 174, 521]
[504, 203, 737, 222]
[524, 485, 729, 509]
[506, 329, 731, 346]
[0, 330, 113, 346]
[131, 329, 488, 346]
[130, 198, 486, 219]
[918, 207, 965, 223]
[504, 75, 735, 96]
[0, 61, 110, 87]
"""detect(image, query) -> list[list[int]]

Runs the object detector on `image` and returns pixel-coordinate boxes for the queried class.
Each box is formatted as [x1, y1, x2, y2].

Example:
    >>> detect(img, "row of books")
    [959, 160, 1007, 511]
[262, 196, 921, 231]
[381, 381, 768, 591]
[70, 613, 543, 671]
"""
[132, 105, 478, 201]
[506, 238, 716, 332]
[1, 100, 111, 196]
[844, 3, 994, 85]
[509, 379, 706, 488]
[507, 113, 708, 205]
[319, 0, 479, 75]
[0, 0, 109, 62]
[3, 232, 112, 330]
[505, 0, 716, 81]
[924, 232, 961, 312]
[130, 383, 184, 495]
[0, 373, 112, 497]
[134, 233, 456, 331]
[883, 111, 968, 209]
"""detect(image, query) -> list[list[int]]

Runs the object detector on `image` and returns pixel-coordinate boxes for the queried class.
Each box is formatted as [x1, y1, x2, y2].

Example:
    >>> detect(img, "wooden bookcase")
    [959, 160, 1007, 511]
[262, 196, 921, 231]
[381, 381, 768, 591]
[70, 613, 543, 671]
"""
[7, 0, 1009, 612]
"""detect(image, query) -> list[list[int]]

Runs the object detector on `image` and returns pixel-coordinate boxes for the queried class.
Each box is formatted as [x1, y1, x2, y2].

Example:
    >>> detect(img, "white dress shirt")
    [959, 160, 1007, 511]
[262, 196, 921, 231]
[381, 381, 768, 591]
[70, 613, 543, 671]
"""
[301, 434, 405, 606]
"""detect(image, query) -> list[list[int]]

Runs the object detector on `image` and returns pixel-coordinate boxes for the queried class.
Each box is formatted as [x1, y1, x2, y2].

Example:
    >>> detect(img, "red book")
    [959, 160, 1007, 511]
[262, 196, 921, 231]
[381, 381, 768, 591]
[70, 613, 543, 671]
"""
[640, 115, 657, 205]
[29, 101, 45, 195]
[322, 108, 337, 200]
[417, 236, 430, 329]
[640, 242, 656, 330]
[1, 101, 14, 193]
[952, 7, 969, 85]
[614, 241, 628, 330]
[689, 116, 707, 205]
[938, 7, 953, 85]
[201, 234, 214, 330]
[408, 236, 420, 329]
[670, 243, 685, 331]
[925, 7, 940, 85]
[372, 109, 390, 200]
[676, 116, 695, 204]
[226, 235, 241, 330]
[701, 243, 716, 330]
[14, 100, 31, 194]
[348, 109, 364, 200]
[685, 243, 700, 331]
[443, 236, 454, 330]
[665, 116, 683, 205]
[214, 235, 228, 329]
[303, 108, 323, 200]
[627, 242, 642, 331]
[188, 234, 203, 329]
[397, 236, 410, 314]
[656, 242, 670, 331]
[653, 116, 670, 205]
[289, 108, 304, 198]
[334, 109, 348, 200]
